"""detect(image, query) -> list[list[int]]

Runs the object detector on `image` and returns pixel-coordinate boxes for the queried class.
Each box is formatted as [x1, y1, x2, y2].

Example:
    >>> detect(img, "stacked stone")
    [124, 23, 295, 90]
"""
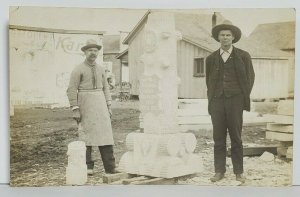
[265, 100, 294, 159]
[66, 141, 87, 185]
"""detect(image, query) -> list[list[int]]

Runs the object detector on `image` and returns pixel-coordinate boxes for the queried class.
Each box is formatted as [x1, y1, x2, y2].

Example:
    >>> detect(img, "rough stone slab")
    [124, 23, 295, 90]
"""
[277, 100, 294, 116]
[259, 151, 275, 162]
[265, 131, 294, 141]
[227, 146, 277, 157]
[277, 146, 288, 157]
[280, 141, 293, 147]
[263, 114, 294, 124]
[267, 123, 293, 133]
[131, 177, 176, 185]
[286, 147, 293, 159]
[251, 101, 279, 114]
[102, 172, 130, 184]
[122, 176, 148, 185]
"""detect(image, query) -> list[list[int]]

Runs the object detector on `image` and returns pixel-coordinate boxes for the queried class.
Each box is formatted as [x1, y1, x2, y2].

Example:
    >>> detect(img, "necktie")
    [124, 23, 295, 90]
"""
[91, 66, 97, 89]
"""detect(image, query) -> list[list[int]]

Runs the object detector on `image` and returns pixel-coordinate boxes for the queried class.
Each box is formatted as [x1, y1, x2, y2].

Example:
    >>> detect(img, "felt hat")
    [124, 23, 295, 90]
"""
[81, 39, 102, 51]
[212, 20, 242, 43]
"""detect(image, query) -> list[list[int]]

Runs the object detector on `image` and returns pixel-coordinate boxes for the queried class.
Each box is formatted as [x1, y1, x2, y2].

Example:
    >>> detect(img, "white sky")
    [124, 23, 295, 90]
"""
[9, 7, 295, 36]
[218, 8, 295, 36]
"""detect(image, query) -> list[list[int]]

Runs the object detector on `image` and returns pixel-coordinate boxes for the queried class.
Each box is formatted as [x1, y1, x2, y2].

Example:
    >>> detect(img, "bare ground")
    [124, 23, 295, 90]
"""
[10, 103, 292, 187]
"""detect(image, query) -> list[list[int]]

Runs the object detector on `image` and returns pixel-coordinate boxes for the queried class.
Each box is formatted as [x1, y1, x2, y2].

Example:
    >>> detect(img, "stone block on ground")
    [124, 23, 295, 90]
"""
[286, 147, 293, 159]
[277, 100, 294, 116]
[227, 146, 277, 157]
[267, 123, 293, 133]
[265, 131, 294, 141]
[277, 141, 293, 157]
[259, 151, 275, 162]
[277, 147, 288, 157]
[263, 114, 294, 124]
[102, 172, 130, 184]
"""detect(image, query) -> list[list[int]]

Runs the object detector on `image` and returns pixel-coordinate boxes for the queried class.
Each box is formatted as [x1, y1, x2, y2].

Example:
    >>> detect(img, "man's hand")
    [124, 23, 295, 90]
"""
[72, 108, 81, 123]
[108, 105, 112, 118]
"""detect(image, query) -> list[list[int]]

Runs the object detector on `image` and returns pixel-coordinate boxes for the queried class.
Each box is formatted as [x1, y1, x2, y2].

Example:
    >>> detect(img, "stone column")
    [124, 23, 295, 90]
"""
[119, 11, 203, 178]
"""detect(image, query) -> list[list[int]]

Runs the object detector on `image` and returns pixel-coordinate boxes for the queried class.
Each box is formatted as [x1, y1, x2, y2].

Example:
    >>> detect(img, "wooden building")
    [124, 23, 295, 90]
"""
[242, 21, 295, 98]
[123, 11, 294, 99]
[116, 49, 129, 83]
[103, 35, 123, 85]
[9, 25, 104, 107]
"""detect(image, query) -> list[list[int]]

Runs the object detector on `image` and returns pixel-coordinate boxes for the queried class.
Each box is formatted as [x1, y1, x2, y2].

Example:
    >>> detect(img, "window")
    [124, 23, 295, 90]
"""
[194, 57, 205, 77]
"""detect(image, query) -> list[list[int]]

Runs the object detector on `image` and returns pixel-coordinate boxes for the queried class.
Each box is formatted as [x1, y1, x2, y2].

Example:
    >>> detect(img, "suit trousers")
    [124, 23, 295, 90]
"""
[86, 145, 116, 173]
[210, 93, 244, 174]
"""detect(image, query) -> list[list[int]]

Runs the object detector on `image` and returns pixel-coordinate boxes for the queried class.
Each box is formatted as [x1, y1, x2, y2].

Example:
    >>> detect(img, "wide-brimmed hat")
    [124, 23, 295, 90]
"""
[212, 20, 242, 43]
[81, 39, 102, 51]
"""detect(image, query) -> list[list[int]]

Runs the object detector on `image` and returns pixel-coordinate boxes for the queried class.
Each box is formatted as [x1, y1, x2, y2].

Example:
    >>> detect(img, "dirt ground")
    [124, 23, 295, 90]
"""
[10, 101, 292, 187]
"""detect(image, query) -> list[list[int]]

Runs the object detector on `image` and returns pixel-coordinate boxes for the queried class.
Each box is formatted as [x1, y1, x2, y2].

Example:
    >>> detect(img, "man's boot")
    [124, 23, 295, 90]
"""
[210, 173, 225, 182]
[86, 161, 94, 175]
[236, 174, 246, 183]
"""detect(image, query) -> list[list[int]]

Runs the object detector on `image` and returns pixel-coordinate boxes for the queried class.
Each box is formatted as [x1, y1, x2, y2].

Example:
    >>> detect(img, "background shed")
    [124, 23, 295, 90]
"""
[123, 11, 294, 100]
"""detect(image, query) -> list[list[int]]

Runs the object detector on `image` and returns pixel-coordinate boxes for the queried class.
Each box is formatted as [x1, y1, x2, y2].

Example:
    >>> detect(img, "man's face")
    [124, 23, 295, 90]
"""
[84, 48, 99, 62]
[218, 30, 235, 47]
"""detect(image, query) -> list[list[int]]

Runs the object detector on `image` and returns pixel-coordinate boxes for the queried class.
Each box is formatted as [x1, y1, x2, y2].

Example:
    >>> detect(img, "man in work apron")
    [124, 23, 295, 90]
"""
[67, 39, 118, 174]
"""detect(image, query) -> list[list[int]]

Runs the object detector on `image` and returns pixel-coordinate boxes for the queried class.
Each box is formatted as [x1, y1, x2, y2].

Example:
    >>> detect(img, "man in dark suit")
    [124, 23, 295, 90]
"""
[205, 21, 255, 183]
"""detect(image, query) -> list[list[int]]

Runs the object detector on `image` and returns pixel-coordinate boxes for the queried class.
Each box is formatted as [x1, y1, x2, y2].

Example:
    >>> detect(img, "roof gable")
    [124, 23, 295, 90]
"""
[248, 21, 295, 50]
[103, 35, 120, 54]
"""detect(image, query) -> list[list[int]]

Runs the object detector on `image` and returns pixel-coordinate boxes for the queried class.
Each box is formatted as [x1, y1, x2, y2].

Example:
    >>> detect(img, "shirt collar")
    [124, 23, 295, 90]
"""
[220, 45, 233, 55]
[84, 59, 97, 67]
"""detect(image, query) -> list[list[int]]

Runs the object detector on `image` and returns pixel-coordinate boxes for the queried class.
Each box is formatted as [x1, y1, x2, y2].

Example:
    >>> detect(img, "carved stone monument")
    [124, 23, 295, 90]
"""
[66, 141, 87, 185]
[119, 12, 203, 178]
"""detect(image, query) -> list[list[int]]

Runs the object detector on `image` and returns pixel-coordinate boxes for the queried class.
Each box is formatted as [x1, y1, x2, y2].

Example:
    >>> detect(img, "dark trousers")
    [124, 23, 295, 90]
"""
[86, 145, 116, 173]
[210, 94, 244, 174]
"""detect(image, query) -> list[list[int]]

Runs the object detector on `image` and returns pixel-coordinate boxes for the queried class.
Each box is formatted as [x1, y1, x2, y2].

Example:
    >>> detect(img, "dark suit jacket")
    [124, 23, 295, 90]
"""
[205, 46, 255, 115]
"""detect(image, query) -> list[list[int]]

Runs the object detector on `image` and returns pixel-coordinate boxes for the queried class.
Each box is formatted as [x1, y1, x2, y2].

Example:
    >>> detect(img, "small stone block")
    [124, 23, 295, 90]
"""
[227, 146, 277, 157]
[267, 123, 293, 133]
[286, 147, 293, 159]
[277, 146, 288, 157]
[102, 172, 129, 184]
[266, 131, 293, 141]
[259, 151, 275, 162]
[131, 177, 176, 185]
[277, 100, 294, 116]
[122, 176, 148, 185]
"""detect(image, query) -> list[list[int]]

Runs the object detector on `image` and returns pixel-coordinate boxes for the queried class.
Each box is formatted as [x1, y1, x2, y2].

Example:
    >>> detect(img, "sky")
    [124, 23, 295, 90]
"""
[9, 7, 295, 36]
[218, 8, 295, 36]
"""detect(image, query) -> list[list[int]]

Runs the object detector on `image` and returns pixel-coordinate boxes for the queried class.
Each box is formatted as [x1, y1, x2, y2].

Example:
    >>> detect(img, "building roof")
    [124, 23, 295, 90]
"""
[235, 37, 292, 58]
[116, 49, 128, 59]
[123, 10, 293, 59]
[103, 35, 120, 54]
[174, 12, 222, 52]
[247, 21, 295, 50]
[123, 10, 224, 51]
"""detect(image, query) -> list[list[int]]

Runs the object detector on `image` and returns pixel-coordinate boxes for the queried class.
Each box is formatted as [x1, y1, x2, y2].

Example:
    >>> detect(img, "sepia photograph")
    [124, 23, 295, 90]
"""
[9, 6, 295, 187]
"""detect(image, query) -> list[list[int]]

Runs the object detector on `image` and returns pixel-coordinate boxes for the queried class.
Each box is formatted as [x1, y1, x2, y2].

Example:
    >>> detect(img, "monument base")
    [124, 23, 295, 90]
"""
[118, 132, 203, 178]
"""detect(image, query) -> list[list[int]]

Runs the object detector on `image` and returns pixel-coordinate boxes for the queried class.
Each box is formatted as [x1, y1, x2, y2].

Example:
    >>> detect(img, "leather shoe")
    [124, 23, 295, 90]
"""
[210, 173, 224, 182]
[105, 168, 121, 174]
[236, 174, 246, 183]
[87, 169, 94, 175]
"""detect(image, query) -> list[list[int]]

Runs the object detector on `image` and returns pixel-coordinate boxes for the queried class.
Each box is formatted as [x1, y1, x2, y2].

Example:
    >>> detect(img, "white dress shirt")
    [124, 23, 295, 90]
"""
[220, 46, 233, 62]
